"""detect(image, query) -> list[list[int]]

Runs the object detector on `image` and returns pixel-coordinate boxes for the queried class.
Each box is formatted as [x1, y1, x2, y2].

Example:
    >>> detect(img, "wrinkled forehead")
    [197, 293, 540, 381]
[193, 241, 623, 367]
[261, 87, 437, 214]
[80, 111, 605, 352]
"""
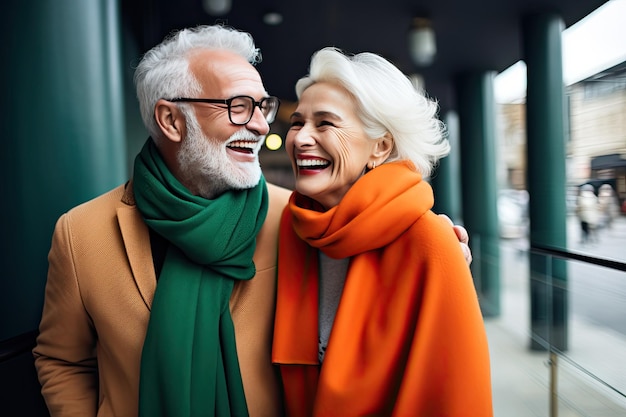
[297, 82, 358, 114]
[188, 49, 266, 97]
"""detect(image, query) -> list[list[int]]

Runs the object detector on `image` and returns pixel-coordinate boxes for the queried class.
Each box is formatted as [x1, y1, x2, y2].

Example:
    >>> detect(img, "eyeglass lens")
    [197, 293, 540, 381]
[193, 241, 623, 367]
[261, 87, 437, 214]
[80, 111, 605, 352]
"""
[230, 96, 279, 125]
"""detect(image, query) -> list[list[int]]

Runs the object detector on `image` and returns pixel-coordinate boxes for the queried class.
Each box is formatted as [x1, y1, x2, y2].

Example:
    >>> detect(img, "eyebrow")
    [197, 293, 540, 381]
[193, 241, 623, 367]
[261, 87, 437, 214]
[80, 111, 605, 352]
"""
[290, 110, 342, 120]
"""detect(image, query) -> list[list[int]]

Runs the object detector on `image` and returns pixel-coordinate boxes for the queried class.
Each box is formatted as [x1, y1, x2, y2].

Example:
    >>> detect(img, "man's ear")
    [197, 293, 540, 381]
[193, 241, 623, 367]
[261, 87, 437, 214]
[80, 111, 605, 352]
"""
[372, 132, 394, 163]
[154, 99, 185, 143]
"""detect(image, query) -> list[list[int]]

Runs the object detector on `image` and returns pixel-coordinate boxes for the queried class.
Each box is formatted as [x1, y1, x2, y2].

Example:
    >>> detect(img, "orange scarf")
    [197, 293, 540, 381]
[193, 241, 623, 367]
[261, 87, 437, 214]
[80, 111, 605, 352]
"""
[272, 161, 493, 417]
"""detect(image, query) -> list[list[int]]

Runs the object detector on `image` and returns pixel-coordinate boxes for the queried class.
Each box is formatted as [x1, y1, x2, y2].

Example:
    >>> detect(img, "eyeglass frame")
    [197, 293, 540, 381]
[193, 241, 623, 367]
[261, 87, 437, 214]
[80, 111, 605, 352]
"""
[168, 95, 280, 125]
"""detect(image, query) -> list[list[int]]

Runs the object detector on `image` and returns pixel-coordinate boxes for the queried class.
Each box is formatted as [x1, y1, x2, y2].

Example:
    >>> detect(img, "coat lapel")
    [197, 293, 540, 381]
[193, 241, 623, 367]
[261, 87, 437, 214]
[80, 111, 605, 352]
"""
[117, 181, 156, 310]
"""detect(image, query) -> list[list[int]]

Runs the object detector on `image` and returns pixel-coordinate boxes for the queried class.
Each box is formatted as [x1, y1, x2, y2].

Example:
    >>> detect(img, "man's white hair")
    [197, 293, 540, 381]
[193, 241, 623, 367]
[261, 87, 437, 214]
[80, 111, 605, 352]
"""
[134, 25, 261, 140]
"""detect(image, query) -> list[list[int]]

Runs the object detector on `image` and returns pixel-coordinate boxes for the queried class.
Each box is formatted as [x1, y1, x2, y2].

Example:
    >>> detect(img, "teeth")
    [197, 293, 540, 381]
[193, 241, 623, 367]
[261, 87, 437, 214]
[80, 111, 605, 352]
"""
[297, 159, 330, 167]
[228, 140, 258, 149]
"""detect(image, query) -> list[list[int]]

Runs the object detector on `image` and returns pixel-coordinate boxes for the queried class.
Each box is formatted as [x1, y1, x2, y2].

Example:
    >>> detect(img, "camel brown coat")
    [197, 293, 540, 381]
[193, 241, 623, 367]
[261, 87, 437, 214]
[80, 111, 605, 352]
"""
[34, 181, 290, 417]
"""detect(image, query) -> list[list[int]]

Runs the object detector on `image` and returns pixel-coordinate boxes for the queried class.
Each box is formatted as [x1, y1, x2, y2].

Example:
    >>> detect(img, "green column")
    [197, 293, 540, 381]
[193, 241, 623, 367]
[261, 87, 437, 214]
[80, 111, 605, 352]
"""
[0, 0, 126, 340]
[523, 14, 569, 351]
[432, 110, 463, 224]
[456, 72, 500, 317]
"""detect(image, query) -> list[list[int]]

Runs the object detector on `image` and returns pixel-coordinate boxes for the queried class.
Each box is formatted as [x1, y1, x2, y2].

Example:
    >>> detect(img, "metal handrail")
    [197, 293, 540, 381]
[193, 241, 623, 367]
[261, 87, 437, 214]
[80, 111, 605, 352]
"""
[529, 243, 626, 417]
[531, 243, 626, 272]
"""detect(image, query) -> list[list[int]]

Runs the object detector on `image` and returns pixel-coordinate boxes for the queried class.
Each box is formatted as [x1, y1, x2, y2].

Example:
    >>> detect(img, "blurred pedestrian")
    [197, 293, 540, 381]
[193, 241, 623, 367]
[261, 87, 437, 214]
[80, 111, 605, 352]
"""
[576, 184, 600, 244]
[598, 183, 619, 230]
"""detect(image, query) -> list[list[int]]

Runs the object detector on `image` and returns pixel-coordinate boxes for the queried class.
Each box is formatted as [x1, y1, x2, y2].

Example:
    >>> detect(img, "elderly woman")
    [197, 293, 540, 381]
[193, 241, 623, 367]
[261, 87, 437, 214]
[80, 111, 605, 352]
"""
[272, 47, 493, 417]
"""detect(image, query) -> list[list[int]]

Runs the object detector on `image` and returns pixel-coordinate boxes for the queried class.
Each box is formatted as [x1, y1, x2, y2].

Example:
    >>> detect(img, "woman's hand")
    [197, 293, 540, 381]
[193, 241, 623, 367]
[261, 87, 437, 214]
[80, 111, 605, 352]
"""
[438, 214, 472, 265]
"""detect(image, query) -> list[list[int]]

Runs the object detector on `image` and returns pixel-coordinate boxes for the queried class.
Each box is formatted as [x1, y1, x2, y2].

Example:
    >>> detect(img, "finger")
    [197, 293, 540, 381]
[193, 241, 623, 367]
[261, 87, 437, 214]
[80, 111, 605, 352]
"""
[453, 225, 470, 245]
[461, 243, 473, 265]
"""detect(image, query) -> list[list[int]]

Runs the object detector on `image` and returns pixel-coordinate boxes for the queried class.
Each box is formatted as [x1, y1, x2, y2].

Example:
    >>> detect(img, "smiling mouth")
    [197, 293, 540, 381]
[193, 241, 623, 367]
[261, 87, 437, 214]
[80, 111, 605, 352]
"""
[227, 140, 258, 154]
[297, 158, 331, 170]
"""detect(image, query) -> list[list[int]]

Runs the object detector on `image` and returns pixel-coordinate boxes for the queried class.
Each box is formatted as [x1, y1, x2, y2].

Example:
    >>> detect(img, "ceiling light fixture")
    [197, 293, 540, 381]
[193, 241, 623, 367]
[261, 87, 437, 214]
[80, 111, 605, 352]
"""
[408, 17, 437, 67]
[263, 11, 283, 26]
[203, 0, 232, 16]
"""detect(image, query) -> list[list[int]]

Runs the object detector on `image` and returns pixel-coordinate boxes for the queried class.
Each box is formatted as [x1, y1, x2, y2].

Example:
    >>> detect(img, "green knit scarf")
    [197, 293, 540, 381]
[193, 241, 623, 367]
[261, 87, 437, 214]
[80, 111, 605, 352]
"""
[134, 139, 268, 417]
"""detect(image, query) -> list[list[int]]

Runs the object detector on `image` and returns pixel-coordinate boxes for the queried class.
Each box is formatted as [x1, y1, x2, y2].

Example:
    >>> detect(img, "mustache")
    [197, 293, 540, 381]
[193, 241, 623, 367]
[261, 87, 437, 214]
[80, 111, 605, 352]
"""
[228, 129, 265, 143]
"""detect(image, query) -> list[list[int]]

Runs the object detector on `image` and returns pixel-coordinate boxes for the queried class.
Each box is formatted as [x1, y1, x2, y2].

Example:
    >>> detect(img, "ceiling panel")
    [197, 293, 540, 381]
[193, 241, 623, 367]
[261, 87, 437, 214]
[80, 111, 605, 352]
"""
[122, 0, 608, 110]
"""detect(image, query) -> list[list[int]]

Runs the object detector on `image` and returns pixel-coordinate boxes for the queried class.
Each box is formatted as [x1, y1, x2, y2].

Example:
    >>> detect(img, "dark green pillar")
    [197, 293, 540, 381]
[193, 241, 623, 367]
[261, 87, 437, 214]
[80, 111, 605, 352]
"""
[432, 110, 463, 224]
[523, 14, 569, 351]
[0, 0, 127, 340]
[456, 72, 500, 317]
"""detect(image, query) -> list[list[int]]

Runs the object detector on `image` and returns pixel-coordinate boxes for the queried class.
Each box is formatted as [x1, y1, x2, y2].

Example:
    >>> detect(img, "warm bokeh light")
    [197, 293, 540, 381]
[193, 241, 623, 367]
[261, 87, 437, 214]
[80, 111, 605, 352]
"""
[265, 133, 282, 150]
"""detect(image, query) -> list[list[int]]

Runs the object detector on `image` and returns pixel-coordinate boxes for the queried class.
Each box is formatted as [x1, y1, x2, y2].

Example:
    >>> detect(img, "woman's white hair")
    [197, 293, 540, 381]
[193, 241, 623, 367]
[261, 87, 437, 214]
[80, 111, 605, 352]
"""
[295, 47, 450, 177]
[134, 25, 261, 140]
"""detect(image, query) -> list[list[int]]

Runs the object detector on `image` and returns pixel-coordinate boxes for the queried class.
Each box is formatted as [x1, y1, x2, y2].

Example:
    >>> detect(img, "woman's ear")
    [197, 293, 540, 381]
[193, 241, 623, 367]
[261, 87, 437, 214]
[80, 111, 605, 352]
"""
[154, 99, 185, 143]
[372, 132, 394, 163]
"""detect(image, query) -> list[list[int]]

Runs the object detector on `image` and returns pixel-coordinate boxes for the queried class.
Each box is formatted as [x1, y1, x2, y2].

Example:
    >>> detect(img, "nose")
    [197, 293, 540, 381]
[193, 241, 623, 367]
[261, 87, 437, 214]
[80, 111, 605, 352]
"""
[290, 124, 316, 148]
[245, 106, 270, 135]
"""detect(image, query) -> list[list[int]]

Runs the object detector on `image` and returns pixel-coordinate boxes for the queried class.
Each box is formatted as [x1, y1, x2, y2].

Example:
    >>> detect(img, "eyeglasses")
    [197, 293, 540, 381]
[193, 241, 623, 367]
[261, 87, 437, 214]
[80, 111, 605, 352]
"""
[169, 95, 280, 125]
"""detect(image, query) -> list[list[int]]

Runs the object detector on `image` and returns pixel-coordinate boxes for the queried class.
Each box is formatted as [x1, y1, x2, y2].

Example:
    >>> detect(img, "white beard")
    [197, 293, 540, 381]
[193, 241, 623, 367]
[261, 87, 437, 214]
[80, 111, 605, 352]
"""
[177, 111, 264, 199]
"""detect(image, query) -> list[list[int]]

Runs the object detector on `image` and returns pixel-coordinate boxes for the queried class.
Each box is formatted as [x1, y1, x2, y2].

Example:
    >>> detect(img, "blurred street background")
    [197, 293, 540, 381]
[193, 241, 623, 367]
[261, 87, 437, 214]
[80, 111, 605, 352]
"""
[488, 214, 626, 416]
